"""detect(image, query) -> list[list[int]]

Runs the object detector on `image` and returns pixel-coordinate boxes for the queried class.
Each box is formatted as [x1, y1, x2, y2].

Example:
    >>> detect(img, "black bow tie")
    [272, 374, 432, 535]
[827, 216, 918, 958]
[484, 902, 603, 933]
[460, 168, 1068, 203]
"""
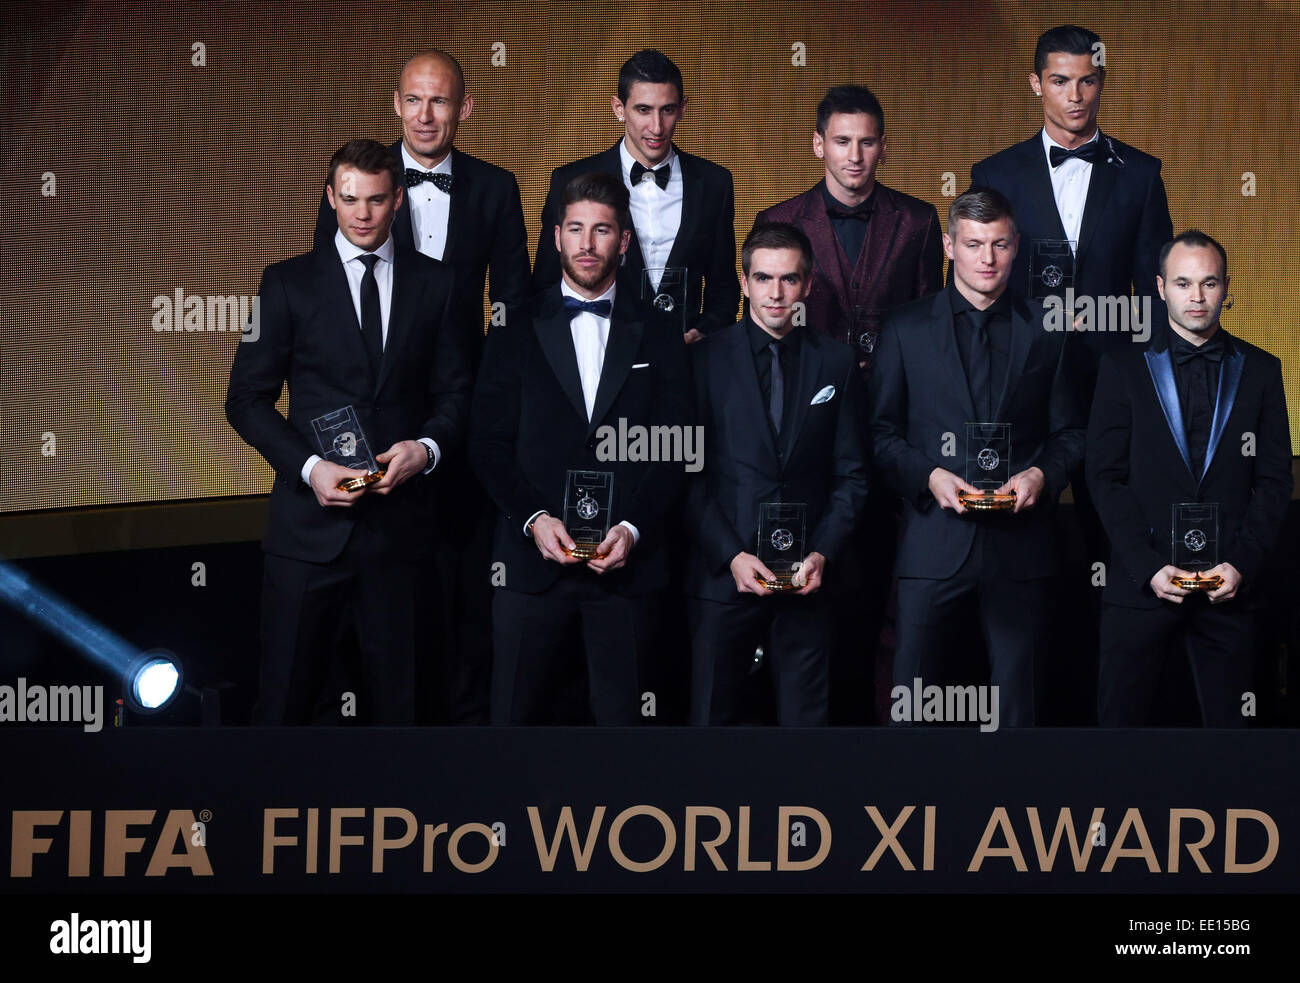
[404, 168, 453, 192]
[1049, 141, 1101, 168]
[1172, 336, 1225, 366]
[630, 160, 671, 190]
[563, 296, 613, 319]
[827, 204, 872, 222]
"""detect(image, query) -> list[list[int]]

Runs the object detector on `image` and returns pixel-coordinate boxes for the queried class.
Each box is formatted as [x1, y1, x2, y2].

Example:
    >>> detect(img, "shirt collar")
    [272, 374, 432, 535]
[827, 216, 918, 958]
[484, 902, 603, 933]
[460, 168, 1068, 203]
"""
[400, 142, 453, 176]
[560, 278, 617, 312]
[948, 280, 1011, 319]
[820, 179, 875, 215]
[747, 315, 801, 355]
[1041, 126, 1100, 157]
[334, 228, 396, 266]
[619, 138, 675, 179]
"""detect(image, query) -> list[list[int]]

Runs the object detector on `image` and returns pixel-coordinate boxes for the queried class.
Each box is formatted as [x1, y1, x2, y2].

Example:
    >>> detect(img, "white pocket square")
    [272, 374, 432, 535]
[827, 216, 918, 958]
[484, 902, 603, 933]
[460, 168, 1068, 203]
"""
[810, 385, 836, 405]
[632, 362, 650, 369]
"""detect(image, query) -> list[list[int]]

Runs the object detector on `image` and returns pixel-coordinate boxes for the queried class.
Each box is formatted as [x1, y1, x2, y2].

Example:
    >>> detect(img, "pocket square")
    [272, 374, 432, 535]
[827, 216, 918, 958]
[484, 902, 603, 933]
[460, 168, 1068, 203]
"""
[632, 362, 650, 369]
[810, 385, 836, 405]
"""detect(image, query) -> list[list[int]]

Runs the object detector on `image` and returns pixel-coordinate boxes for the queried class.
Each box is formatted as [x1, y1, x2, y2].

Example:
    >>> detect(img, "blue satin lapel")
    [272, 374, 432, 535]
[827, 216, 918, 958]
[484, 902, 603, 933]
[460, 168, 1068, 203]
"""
[1201, 348, 1244, 480]
[1144, 349, 1193, 476]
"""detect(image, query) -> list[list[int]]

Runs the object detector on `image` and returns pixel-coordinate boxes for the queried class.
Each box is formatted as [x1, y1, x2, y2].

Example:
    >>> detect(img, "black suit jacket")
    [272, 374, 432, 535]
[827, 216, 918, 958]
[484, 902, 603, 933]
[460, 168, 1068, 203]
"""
[868, 289, 1086, 581]
[314, 142, 530, 371]
[532, 142, 740, 336]
[684, 320, 869, 602]
[971, 131, 1173, 371]
[469, 284, 694, 595]
[1085, 331, 1292, 608]
[226, 243, 471, 564]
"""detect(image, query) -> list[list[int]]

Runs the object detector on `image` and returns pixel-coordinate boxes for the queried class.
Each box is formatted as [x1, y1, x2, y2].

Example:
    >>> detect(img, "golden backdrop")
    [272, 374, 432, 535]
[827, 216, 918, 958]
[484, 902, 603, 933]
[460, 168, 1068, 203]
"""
[3, 0, 1298, 512]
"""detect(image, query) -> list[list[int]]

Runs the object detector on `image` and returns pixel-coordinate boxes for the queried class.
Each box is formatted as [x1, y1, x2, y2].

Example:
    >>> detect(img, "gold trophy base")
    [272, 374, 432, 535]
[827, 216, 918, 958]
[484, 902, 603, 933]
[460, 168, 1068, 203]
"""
[757, 574, 800, 591]
[1172, 573, 1224, 591]
[564, 543, 607, 561]
[337, 469, 385, 493]
[959, 490, 1017, 512]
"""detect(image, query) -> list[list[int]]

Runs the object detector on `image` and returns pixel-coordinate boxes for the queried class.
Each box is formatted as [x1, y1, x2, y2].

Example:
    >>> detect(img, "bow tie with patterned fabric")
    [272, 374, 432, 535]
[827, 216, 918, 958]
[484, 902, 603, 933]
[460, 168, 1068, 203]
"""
[629, 160, 671, 190]
[563, 296, 613, 318]
[1172, 336, 1225, 366]
[1048, 141, 1101, 168]
[404, 168, 453, 192]
[826, 204, 872, 222]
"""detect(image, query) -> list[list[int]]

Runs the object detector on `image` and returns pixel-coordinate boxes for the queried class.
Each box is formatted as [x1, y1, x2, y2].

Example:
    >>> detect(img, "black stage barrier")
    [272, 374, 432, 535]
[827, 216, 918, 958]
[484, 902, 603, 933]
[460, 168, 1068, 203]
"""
[5, 728, 1296, 893]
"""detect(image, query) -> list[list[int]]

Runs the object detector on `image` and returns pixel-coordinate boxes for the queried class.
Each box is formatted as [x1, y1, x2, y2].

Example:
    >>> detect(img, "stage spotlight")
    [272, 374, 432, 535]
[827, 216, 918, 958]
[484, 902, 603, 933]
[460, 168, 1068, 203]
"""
[0, 559, 185, 715]
[126, 651, 182, 713]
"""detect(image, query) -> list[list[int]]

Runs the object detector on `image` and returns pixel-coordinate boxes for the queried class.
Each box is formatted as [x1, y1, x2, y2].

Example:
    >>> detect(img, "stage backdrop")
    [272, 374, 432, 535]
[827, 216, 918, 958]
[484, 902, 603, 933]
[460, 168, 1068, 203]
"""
[3, 0, 1298, 513]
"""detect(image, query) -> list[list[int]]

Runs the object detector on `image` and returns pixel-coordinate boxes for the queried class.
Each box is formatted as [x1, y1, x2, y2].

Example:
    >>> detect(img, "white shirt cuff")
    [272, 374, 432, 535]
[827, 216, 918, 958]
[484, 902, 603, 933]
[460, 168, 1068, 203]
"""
[419, 437, 441, 473]
[618, 520, 640, 545]
[524, 509, 548, 536]
[301, 455, 323, 485]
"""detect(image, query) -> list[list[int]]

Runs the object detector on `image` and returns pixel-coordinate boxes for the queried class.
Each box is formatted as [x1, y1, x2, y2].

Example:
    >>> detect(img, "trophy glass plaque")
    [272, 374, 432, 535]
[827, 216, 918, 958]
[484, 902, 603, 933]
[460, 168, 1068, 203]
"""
[847, 307, 883, 365]
[958, 423, 1016, 512]
[642, 266, 689, 334]
[562, 470, 614, 560]
[311, 405, 385, 493]
[1029, 239, 1076, 300]
[1171, 503, 1223, 591]
[757, 503, 807, 591]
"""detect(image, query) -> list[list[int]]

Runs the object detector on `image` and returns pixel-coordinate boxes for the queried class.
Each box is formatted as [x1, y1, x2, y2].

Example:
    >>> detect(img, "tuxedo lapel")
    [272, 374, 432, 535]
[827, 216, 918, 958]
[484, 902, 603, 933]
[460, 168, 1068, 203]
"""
[934, 291, 977, 424]
[1144, 348, 1194, 477]
[314, 248, 373, 385]
[599, 143, 646, 273]
[1201, 344, 1246, 481]
[534, 300, 587, 424]
[588, 306, 643, 437]
[799, 189, 851, 314]
[389, 140, 415, 251]
[992, 299, 1034, 421]
[1018, 138, 1067, 244]
[664, 147, 699, 274]
[1076, 134, 1120, 267]
[442, 147, 471, 261]
[855, 188, 902, 298]
[374, 249, 414, 396]
[781, 330, 824, 461]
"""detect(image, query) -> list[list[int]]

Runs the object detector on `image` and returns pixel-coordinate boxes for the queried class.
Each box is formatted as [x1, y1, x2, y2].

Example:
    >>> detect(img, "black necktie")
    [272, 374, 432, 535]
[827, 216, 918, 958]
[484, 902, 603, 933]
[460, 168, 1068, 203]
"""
[1049, 141, 1101, 168]
[562, 296, 613, 319]
[630, 160, 671, 190]
[768, 341, 785, 434]
[358, 254, 383, 374]
[404, 168, 453, 192]
[965, 308, 992, 420]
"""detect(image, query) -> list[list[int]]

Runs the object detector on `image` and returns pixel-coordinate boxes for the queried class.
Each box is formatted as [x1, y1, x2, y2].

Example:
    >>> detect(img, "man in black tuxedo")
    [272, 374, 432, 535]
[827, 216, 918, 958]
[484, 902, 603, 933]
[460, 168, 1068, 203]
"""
[971, 24, 1173, 720]
[685, 223, 868, 725]
[313, 50, 531, 723]
[470, 172, 693, 725]
[228, 139, 470, 725]
[1087, 231, 1292, 726]
[869, 188, 1085, 726]
[971, 23, 1173, 385]
[533, 49, 739, 344]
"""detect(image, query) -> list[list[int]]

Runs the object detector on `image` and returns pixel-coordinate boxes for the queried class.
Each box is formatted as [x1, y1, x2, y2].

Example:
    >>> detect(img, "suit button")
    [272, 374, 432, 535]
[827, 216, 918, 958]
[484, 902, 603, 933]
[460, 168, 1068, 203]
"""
[586, 438, 596, 449]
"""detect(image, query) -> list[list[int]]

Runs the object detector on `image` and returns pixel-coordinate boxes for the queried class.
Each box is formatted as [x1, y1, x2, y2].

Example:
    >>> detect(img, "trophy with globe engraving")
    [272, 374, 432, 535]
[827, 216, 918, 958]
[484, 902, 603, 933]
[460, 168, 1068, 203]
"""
[642, 266, 689, 333]
[756, 503, 807, 591]
[1029, 239, 1075, 300]
[1171, 502, 1224, 591]
[311, 406, 385, 493]
[562, 470, 614, 560]
[958, 422, 1016, 512]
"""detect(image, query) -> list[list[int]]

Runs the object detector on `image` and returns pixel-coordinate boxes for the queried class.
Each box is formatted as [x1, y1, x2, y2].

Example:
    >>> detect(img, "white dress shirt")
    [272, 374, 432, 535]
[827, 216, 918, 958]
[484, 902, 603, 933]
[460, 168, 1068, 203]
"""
[523, 279, 638, 544]
[619, 138, 682, 291]
[401, 143, 452, 261]
[301, 231, 439, 484]
[1041, 128, 1099, 253]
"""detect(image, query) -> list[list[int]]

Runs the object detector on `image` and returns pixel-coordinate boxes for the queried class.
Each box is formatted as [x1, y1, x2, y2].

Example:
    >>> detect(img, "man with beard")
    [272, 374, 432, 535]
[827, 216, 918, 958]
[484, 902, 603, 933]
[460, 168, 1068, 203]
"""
[1087, 231, 1291, 726]
[471, 173, 693, 724]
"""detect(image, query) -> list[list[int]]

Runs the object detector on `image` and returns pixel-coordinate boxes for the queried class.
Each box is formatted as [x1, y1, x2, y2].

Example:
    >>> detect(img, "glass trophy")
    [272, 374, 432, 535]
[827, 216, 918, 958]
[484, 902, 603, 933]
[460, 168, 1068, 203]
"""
[562, 470, 614, 560]
[846, 307, 883, 365]
[1171, 503, 1223, 591]
[757, 503, 807, 591]
[1029, 239, 1075, 300]
[642, 266, 689, 333]
[311, 405, 384, 493]
[958, 423, 1016, 512]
